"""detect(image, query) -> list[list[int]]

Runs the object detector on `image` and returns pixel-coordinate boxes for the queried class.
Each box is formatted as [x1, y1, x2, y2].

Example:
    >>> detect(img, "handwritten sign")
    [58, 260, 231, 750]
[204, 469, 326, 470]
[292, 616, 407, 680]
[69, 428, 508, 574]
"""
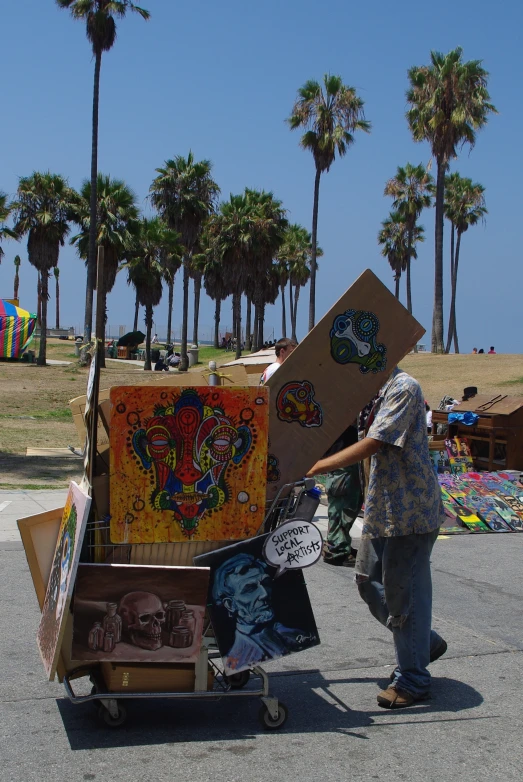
[263, 519, 323, 576]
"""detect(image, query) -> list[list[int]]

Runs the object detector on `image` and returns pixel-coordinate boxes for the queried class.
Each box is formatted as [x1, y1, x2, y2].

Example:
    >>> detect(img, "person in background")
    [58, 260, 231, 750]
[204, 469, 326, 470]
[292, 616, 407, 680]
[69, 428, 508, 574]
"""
[152, 333, 159, 344]
[306, 366, 447, 710]
[478, 348, 485, 354]
[471, 347, 478, 354]
[488, 346, 496, 354]
[322, 424, 362, 567]
[425, 401, 432, 433]
[260, 338, 297, 384]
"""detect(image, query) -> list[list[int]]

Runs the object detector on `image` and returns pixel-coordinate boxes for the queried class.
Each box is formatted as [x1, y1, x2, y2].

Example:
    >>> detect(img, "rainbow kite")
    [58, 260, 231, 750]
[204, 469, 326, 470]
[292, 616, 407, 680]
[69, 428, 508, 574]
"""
[0, 300, 37, 359]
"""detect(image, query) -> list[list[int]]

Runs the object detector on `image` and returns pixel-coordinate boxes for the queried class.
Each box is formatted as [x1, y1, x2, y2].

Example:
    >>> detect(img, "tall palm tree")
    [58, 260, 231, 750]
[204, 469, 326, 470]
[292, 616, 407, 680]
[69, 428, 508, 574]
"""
[53, 266, 60, 329]
[56, 1, 150, 345]
[0, 192, 18, 264]
[274, 254, 289, 338]
[287, 74, 370, 331]
[12, 172, 74, 365]
[407, 47, 496, 352]
[163, 245, 182, 345]
[70, 174, 140, 367]
[384, 163, 433, 314]
[198, 244, 229, 349]
[13, 255, 21, 300]
[378, 211, 425, 300]
[444, 173, 487, 354]
[125, 217, 178, 370]
[150, 153, 220, 369]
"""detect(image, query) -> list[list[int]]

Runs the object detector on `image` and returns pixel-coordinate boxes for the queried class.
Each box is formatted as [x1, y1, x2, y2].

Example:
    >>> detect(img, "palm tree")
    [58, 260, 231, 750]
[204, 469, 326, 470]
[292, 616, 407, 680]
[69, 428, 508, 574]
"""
[277, 224, 319, 342]
[56, 1, 150, 345]
[274, 254, 289, 338]
[407, 47, 496, 352]
[378, 211, 413, 299]
[150, 153, 220, 368]
[13, 255, 21, 300]
[163, 245, 182, 345]
[444, 173, 487, 354]
[70, 174, 140, 367]
[287, 74, 370, 331]
[125, 217, 178, 370]
[0, 192, 18, 264]
[12, 172, 74, 365]
[198, 243, 229, 349]
[384, 164, 433, 315]
[53, 266, 60, 329]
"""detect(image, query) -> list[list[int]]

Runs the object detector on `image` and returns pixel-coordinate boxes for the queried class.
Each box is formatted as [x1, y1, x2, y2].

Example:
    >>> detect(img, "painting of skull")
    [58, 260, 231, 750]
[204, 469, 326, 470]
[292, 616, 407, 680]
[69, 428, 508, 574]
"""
[72, 564, 210, 663]
[109, 386, 269, 543]
[37, 481, 91, 680]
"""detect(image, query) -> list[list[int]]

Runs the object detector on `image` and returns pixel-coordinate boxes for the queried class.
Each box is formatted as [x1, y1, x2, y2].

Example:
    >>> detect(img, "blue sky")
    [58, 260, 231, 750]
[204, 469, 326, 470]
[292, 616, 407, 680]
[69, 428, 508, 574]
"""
[1, 0, 521, 350]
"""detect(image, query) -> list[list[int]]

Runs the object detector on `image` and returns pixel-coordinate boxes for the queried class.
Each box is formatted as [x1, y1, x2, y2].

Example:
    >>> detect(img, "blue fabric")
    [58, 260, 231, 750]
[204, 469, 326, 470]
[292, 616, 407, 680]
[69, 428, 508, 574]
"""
[448, 412, 479, 426]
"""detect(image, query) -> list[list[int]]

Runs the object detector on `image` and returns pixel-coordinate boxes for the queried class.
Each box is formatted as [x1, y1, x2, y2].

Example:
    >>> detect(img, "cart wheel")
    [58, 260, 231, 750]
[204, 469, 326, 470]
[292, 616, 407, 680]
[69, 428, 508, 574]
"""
[225, 670, 251, 690]
[98, 703, 127, 727]
[259, 701, 288, 730]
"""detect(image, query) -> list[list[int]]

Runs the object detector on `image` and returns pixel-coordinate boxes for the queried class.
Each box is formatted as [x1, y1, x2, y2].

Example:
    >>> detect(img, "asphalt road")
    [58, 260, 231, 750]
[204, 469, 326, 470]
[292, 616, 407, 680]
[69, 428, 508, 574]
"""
[1, 490, 522, 782]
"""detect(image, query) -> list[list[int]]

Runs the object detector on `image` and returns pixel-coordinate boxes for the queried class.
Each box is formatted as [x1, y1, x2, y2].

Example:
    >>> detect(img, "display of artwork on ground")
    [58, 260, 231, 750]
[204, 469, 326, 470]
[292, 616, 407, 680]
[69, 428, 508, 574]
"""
[194, 534, 320, 674]
[265, 269, 425, 499]
[438, 470, 523, 534]
[72, 564, 210, 663]
[37, 482, 91, 680]
[109, 386, 269, 543]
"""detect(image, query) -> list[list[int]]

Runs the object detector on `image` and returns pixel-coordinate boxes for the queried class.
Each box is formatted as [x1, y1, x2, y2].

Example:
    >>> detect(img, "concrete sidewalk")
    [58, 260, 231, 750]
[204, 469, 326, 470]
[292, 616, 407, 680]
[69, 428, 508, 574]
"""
[1, 490, 521, 782]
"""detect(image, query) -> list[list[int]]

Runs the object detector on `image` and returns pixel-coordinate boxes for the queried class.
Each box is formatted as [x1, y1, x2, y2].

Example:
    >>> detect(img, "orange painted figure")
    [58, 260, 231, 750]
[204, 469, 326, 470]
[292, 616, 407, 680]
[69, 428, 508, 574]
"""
[110, 387, 269, 543]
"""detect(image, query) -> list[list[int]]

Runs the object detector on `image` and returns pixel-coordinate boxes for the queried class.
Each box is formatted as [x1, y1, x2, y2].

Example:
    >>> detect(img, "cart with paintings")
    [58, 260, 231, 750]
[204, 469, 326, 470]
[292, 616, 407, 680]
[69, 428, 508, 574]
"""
[18, 269, 426, 732]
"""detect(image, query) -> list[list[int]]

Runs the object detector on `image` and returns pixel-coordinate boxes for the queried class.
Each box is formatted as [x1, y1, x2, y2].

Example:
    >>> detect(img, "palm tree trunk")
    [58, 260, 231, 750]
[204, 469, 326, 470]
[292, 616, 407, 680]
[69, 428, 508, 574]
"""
[133, 290, 139, 332]
[144, 303, 153, 371]
[37, 271, 49, 366]
[245, 296, 252, 351]
[166, 280, 174, 343]
[445, 224, 456, 354]
[394, 274, 400, 299]
[84, 49, 102, 345]
[289, 280, 296, 341]
[14, 267, 20, 300]
[37, 272, 42, 326]
[308, 168, 321, 332]
[179, 257, 190, 370]
[281, 283, 287, 337]
[432, 158, 446, 353]
[233, 291, 242, 360]
[406, 227, 413, 315]
[259, 303, 265, 348]
[55, 273, 60, 329]
[192, 272, 202, 346]
[293, 285, 300, 342]
[452, 231, 462, 354]
[214, 298, 221, 348]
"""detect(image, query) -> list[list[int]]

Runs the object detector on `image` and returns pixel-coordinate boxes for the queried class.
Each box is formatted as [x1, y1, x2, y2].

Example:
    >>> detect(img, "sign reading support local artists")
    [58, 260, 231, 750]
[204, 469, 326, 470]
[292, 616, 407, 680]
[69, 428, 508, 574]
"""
[263, 519, 323, 576]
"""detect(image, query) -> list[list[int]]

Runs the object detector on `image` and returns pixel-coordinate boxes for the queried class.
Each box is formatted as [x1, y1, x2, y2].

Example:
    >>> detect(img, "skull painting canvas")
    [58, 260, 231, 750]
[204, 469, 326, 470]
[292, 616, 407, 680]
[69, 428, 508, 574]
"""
[109, 386, 269, 543]
[72, 564, 210, 663]
[37, 481, 91, 680]
[194, 535, 320, 675]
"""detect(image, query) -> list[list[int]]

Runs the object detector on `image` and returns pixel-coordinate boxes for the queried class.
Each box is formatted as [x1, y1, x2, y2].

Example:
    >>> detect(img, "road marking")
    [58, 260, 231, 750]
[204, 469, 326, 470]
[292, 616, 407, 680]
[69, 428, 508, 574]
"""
[0, 501, 12, 512]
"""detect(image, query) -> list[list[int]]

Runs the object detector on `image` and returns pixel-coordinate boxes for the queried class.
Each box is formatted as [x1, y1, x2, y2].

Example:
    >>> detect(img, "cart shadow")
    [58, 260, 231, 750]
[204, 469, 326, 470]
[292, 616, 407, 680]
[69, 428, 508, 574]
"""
[56, 670, 483, 750]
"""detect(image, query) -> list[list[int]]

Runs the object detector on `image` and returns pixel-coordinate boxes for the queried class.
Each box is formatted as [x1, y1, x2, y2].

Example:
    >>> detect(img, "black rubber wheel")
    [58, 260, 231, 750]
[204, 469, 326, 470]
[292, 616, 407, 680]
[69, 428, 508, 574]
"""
[98, 703, 127, 727]
[258, 701, 288, 730]
[225, 670, 251, 690]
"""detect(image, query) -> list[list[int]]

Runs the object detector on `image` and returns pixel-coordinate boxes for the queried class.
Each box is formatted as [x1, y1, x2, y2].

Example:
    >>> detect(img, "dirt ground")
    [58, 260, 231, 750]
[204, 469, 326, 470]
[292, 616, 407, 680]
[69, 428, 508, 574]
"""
[1, 342, 522, 488]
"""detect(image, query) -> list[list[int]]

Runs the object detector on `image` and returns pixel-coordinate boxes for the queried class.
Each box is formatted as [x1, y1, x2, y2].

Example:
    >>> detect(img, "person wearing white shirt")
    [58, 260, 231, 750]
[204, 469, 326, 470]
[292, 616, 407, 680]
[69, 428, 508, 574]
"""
[260, 338, 297, 384]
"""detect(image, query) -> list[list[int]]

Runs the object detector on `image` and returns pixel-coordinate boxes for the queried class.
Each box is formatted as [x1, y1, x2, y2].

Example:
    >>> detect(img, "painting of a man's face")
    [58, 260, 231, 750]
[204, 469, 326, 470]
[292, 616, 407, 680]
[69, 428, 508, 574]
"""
[224, 562, 274, 625]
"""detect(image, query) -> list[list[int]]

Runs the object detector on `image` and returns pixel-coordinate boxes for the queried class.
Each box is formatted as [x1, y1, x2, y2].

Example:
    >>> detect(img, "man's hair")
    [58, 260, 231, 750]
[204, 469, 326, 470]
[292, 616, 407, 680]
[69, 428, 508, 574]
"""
[275, 337, 298, 357]
[212, 553, 268, 606]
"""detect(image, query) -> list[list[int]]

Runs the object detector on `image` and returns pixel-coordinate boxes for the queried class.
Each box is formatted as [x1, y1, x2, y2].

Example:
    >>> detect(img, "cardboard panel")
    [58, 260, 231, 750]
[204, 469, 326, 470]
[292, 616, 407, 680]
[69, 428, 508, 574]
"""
[109, 386, 269, 543]
[265, 269, 425, 498]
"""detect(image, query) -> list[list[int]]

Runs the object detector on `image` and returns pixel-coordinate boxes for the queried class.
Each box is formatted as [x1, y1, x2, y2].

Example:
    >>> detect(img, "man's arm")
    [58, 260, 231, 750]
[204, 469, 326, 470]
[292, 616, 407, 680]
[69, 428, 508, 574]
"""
[306, 437, 383, 477]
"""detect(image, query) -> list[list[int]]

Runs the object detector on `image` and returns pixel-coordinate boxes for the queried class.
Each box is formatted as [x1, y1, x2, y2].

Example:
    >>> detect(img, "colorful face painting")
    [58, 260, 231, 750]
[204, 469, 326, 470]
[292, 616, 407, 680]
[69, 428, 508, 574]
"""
[330, 309, 387, 374]
[276, 380, 323, 428]
[110, 387, 269, 543]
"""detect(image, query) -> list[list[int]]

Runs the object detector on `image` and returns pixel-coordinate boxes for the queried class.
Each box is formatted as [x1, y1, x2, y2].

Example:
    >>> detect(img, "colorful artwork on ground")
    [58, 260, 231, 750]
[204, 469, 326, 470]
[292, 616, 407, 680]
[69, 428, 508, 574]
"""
[329, 309, 387, 373]
[276, 381, 323, 428]
[194, 535, 320, 675]
[37, 481, 91, 680]
[72, 564, 209, 663]
[110, 386, 269, 543]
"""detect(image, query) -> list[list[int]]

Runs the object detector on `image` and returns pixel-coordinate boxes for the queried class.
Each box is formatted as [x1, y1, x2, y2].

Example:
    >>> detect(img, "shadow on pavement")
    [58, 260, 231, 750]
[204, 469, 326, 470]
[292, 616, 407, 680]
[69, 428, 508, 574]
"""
[56, 670, 484, 750]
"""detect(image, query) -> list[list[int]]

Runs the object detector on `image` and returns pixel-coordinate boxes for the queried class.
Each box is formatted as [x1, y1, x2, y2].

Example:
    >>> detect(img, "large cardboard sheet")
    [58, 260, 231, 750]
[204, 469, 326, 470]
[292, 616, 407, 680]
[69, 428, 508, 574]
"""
[265, 269, 425, 498]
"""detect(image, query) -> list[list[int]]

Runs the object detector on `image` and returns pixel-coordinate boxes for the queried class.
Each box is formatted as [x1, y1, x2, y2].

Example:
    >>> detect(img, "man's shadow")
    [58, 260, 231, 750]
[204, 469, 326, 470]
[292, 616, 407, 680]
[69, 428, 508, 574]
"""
[56, 668, 483, 751]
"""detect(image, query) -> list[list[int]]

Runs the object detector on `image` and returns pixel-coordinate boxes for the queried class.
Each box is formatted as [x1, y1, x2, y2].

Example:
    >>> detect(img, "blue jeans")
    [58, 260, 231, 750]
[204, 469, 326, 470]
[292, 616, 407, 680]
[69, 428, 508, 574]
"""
[356, 529, 443, 696]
